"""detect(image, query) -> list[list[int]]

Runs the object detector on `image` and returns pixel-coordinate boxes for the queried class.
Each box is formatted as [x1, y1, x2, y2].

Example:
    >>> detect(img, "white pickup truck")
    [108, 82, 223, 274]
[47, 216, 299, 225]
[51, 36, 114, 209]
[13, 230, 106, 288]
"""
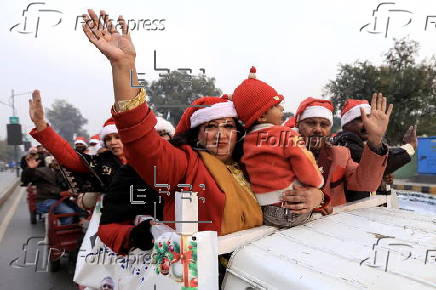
[219, 194, 436, 290]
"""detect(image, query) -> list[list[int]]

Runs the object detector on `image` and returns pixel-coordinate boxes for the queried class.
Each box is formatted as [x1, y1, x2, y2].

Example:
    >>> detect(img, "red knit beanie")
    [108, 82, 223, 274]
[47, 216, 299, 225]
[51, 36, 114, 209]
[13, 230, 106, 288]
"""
[232, 66, 284, 128]
[175, 96, 237, 135]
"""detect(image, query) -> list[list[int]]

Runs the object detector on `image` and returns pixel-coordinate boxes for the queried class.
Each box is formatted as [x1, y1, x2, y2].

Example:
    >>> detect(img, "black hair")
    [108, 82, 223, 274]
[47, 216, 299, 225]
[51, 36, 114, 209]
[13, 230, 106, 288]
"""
[169, 118, 245, 162]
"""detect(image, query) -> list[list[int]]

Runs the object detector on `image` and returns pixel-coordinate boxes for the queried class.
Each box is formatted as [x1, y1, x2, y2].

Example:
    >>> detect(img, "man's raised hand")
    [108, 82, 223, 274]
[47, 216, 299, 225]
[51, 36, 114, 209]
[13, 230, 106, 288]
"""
[361, 93, 393, 148]
[403, 125, 417, 150]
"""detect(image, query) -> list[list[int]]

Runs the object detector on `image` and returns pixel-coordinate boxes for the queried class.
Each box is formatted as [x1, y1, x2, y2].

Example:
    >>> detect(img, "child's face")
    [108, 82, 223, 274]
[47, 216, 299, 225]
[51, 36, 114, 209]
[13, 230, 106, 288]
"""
[262, 103, 284, 125]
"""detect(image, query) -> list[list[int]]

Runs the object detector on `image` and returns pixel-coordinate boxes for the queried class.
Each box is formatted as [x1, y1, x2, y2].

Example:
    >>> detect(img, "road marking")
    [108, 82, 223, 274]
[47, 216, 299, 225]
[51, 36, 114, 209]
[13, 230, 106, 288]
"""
[0, 187, 24, 244]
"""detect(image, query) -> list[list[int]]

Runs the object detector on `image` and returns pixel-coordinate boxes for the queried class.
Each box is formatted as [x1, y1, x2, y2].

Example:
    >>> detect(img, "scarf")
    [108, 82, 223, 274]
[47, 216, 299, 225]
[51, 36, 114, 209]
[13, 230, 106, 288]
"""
[198, 151, 263, 235]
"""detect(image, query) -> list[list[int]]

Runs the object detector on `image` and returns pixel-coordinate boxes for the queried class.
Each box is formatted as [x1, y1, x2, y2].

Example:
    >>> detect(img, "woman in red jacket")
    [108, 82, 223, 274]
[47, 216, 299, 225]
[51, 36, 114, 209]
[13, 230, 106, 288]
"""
[80, 9, 328, 244]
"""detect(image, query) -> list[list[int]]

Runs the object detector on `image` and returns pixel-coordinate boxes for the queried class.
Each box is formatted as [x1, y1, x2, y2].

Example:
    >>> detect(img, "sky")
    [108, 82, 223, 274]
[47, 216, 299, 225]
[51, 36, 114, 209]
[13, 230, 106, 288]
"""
[2, 0, 436, 143]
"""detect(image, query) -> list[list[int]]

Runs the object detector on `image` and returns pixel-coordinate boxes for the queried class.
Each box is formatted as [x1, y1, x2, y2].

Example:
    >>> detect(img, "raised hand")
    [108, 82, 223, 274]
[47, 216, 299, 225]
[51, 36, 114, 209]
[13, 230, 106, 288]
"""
[403, 125, 417, 150]
[26, 157, 40, 169]
[82, 9, 140, 103]
[29, 90, 47, 131]
[82, 9, 136, 66]
[361, 93, 393, 147]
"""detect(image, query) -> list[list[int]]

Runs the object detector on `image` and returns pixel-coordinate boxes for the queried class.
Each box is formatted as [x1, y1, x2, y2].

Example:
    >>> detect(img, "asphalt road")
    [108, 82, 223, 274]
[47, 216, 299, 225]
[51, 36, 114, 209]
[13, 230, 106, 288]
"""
[0, 177, 77, 290]
[0, 171, 17, 188]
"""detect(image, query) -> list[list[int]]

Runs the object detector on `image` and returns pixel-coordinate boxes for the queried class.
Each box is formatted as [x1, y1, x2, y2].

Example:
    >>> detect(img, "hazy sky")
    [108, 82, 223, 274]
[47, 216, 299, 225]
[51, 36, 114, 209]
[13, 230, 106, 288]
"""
[2, 0, 436, 142]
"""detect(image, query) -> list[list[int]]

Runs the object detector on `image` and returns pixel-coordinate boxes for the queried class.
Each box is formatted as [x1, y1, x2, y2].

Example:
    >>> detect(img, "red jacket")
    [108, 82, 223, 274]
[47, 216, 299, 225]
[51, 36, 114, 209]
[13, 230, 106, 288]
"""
[243, 124, 324, 206]
[319, 144, 388, 206]
[30, 126, 89, 173]
[112, 103, 228, 235]
[30, 126, 133, 254]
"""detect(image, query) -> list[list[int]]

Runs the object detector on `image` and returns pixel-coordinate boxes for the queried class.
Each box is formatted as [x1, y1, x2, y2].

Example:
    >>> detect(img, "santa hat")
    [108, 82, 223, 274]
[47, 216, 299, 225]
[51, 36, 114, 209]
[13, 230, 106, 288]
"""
[295, 97, 334, 126]
[100, 276, 114, 288]
[175, 97, 237, 135]
[74, 137, 88, 146]
[283, 116, 296, 128]
[341, 99, 371, 128]
[221, 94, 232, 101]
[155, 117, 175, 137]
[89, 134, 100, 144]
[232, 66, 284, 128]
[100, 117, 118, 141]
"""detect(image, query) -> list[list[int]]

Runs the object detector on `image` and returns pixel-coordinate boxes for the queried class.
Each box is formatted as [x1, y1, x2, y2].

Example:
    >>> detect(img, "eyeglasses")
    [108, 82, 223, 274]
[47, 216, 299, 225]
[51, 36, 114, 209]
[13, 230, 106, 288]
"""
[201, 122, 238, 134]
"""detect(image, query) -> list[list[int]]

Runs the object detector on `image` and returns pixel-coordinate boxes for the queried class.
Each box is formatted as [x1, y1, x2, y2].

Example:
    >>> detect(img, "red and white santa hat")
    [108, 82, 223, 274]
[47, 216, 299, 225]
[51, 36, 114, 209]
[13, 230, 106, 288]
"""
[232, 66, 284, 128]
[155, 117, 175, 137]
[100, 276, 114, 288]
[89, 134, 100, 145]
[175, 96, 237, 134]
[74, 136, 88, 146]
[283, 116, 296, 128]
[100, 117, 118, 141]
[294, 97, 334, 126]
[341, 99, 371, 128]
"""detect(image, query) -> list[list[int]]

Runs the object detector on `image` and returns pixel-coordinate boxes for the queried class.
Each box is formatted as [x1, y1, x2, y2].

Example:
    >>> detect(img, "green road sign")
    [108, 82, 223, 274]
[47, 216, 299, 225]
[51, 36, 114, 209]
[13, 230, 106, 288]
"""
[9, 116, 19, 124]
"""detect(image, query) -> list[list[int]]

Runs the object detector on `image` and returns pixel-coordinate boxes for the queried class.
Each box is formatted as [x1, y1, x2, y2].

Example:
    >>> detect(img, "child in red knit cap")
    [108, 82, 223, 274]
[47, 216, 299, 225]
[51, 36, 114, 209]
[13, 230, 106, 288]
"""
[232, 67, 324, 227]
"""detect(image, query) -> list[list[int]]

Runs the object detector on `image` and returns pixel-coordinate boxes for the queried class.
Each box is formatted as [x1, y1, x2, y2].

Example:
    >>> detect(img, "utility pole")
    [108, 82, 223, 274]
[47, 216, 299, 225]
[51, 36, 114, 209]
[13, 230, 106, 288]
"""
[11, 89, 19, 177]
[1, 90, 32, 177]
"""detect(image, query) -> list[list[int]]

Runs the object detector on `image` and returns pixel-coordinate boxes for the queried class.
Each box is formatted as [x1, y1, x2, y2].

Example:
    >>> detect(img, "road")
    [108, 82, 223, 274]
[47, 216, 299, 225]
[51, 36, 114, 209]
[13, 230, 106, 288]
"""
[0, 173, 77, 290]
[0, 171, 17, 187]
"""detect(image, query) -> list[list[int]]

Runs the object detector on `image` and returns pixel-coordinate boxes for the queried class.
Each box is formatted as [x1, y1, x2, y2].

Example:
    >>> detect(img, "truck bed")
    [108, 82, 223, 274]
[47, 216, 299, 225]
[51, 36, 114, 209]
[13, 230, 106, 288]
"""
[222, 207, 436, 289]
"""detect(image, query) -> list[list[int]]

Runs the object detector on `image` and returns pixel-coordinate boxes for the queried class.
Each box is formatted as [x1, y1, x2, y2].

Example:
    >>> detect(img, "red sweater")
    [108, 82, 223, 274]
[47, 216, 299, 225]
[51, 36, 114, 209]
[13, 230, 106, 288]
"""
[112, 103, 228, 235]
[243, 124, 324, 206]
[30, 126, 89, 173]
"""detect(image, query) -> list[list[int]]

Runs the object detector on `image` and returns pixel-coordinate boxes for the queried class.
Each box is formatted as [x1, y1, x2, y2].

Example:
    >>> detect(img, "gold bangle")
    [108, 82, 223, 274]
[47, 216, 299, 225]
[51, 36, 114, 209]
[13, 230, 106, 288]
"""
[116, 88, 147, 112]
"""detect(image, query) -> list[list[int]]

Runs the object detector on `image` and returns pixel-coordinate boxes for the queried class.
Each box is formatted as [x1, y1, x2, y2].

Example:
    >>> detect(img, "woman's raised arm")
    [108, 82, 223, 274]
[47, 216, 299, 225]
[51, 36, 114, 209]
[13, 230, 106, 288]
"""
[82, 9, 139, 104]
[29, 90, 89, 173]
[82, 9, 189, 190]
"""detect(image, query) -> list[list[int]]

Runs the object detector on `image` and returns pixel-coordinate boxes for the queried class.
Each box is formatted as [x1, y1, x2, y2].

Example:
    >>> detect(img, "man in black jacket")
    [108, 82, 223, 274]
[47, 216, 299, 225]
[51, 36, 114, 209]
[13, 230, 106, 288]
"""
[21, 155, 81, 225]
[333, 98, 417, 202]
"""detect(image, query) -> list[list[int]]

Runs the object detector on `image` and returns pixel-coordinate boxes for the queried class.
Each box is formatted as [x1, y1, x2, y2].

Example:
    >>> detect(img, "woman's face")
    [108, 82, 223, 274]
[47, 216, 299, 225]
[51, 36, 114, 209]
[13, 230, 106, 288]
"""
[104, 133, 124, 156]
[197, 117, 238, 163]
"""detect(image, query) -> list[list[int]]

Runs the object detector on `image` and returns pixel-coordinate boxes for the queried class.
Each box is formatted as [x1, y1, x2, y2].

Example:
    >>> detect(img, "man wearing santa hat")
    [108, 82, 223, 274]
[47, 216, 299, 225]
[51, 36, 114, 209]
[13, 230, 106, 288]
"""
[87, 134, 101, 156]
[74, 136, 88, 154]
[333, 98, 416, 201]
[284, 93, 392, 208]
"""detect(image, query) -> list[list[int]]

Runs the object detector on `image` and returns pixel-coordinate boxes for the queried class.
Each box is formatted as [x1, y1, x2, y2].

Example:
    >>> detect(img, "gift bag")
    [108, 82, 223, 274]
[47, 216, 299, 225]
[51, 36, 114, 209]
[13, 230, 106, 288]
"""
[74, 201, 218, 289]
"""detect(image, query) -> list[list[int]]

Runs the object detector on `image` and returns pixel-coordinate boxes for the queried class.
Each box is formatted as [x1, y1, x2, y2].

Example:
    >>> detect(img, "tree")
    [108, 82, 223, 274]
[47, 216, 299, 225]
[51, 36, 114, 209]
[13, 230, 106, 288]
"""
[147, 71, 222, 125]
[332, 116, 341, 134]
[46, 100, 89, 144]
[324, 38, 436, 144]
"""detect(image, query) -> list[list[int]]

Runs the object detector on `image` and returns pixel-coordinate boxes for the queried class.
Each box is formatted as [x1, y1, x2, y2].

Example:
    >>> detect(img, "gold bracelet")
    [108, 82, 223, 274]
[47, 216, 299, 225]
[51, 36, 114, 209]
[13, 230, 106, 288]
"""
[115, 88, 147, 112]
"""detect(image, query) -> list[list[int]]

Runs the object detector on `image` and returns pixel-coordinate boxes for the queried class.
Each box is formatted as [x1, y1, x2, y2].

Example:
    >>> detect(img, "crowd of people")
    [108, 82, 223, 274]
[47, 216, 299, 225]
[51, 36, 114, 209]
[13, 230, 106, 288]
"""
[19, 8, 417, 287]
